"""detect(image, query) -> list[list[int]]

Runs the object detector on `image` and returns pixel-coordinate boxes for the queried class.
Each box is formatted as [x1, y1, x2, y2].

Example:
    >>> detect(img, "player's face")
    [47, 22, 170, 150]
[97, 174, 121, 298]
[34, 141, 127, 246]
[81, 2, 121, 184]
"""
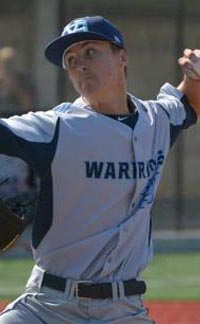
[64, 40, 127, 101]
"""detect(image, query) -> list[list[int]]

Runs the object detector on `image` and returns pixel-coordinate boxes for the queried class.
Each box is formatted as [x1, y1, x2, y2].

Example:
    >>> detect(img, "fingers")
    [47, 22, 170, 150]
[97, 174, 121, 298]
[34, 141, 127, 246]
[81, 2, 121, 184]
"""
[179, 49, 200, 68]
[179, 48, 200, 81]
[178, 57, 190, 65]
[178, 56, 192, 70]
[181, 48, 200, 60]
[183, 48, 194, 58]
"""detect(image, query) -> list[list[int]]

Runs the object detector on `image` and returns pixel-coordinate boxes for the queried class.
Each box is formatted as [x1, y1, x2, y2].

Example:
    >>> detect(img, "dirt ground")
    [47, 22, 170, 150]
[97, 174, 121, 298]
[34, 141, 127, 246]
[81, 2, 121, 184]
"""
[145, 301, 200, 324]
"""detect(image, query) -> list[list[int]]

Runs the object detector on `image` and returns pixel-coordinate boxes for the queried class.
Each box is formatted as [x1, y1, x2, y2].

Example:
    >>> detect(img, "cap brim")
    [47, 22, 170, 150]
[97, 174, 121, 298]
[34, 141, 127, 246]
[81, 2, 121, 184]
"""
[45, 32, 122, 68]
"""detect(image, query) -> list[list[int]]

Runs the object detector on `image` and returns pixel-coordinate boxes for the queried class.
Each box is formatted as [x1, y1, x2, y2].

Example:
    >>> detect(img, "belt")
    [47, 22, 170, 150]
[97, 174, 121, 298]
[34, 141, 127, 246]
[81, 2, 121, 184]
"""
[41, 272, 146, 299]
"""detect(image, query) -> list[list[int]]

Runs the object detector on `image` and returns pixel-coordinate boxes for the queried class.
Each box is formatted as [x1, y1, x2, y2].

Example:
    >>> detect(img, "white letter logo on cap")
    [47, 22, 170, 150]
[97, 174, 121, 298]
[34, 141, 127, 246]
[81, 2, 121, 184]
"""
[62, 18, 89, 35]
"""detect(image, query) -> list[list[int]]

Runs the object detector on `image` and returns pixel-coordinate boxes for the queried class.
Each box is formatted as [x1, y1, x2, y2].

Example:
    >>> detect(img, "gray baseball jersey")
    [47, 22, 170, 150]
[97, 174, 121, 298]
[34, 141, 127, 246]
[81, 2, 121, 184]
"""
[0, 83, 197, 283]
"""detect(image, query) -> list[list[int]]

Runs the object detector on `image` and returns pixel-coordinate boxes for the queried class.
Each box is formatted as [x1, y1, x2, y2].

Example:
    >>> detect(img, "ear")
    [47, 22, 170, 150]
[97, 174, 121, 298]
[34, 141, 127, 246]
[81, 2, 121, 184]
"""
[119, 49, 128, 68]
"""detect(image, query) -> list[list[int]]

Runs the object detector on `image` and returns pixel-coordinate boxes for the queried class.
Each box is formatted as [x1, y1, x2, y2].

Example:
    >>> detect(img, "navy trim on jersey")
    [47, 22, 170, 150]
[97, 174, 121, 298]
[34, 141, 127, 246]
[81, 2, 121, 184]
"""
[0, 119, 61, 248]
[0, 119, 60, 178]
[30, 120, 60, 248]
[170, 95, 197, 147]
[170, 124, 183, 147]
[180, 95, 198, 127]
[105, 98, 139, 131]
[121, 112, 139, 129]
[105, 112, 139, 130]
[32, 168, 53, 248]
[148, 217, 152, 247]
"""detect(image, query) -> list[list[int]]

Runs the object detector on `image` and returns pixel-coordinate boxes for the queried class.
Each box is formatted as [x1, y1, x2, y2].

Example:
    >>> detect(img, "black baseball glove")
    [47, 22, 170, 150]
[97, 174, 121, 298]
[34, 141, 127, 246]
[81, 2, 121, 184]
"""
[0, 175, 38, 251]
[0, 197, 29, 251]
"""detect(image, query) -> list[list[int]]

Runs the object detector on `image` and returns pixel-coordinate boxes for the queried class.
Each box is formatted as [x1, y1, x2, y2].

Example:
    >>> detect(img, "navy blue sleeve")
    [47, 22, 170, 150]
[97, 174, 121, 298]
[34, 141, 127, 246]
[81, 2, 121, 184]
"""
[180, 95, 198, 128]
[170, 95, 197, 147]
[0, 115, 60, 178]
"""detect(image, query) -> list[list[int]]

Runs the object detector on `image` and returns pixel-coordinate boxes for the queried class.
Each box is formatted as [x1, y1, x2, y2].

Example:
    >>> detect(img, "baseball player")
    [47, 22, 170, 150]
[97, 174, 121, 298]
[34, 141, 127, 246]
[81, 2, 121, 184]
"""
[0, 15, 200, 324]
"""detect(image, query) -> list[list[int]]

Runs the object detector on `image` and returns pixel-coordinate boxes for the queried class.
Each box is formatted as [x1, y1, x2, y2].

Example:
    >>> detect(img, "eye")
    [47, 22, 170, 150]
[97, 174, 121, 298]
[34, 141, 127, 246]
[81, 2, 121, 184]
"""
[85, 48, 96, 58]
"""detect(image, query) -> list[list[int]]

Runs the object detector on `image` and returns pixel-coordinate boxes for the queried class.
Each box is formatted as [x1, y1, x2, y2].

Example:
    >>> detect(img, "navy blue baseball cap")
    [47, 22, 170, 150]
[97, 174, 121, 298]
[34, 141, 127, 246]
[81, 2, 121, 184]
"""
[45, 16, 125, 68]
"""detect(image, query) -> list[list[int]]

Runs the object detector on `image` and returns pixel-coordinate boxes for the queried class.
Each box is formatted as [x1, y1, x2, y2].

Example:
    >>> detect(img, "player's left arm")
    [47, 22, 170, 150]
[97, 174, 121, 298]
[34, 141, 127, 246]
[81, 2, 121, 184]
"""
[177, 48, 200, 117]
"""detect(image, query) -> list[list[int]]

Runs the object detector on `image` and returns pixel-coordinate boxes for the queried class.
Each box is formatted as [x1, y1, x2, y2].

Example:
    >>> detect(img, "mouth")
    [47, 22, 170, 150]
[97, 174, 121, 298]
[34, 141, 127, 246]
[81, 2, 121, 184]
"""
[79, 75, 96, 87]
[81, 74, 94, 81]
[77, 75, 97, 93]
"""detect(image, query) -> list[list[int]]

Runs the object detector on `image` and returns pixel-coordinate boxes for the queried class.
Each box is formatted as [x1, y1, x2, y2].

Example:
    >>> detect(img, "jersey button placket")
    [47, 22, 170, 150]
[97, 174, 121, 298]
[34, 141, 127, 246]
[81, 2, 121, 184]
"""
[123, 226, 129, 233]
[129, 132, 138, 213]
[107, 256, 112, 264]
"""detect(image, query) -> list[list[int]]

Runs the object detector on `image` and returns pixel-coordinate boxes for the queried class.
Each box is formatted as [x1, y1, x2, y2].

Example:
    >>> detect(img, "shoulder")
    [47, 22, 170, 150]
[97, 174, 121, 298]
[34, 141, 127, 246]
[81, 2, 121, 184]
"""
[157, 83, 197, 127]
[128, 85, 188, 127]
[53, 102, 72, 113]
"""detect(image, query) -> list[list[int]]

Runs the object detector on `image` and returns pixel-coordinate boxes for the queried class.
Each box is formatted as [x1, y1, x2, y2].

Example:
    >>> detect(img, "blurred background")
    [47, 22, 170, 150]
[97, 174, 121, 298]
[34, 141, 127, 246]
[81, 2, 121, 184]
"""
[0, 0, 200, 258]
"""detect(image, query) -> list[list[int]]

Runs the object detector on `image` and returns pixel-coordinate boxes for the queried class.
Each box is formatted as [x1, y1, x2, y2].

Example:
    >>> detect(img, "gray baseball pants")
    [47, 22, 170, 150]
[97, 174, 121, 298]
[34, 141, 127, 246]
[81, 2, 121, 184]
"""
[0, 266, 155, 324]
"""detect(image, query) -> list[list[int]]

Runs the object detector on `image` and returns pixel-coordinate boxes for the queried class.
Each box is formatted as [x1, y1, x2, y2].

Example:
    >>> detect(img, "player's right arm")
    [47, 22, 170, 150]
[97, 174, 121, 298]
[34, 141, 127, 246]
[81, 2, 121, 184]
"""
[146, 82, 197, 148]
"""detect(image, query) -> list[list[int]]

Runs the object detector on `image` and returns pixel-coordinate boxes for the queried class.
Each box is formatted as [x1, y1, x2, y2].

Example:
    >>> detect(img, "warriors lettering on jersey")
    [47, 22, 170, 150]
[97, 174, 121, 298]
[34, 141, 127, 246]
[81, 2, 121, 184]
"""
[85, 150, 165, 180]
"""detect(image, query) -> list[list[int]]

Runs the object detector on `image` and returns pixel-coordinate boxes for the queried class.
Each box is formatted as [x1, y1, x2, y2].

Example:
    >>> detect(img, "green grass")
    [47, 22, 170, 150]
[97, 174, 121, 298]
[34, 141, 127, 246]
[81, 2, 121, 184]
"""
[0, 258, 34, 300]
[142, 252, 200, 300]
[0, 253, 200, 301]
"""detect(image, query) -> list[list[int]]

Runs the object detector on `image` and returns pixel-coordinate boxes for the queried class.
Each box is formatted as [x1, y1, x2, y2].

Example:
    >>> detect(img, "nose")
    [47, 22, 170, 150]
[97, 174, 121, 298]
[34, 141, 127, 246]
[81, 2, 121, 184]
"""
[75, 57, 89, 73]
[68, 55, 88, 72]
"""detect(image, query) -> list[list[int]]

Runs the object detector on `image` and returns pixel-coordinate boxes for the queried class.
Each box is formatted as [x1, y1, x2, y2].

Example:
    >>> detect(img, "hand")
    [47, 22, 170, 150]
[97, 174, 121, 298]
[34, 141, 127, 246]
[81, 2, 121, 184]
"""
[178, 48, 200, 81]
